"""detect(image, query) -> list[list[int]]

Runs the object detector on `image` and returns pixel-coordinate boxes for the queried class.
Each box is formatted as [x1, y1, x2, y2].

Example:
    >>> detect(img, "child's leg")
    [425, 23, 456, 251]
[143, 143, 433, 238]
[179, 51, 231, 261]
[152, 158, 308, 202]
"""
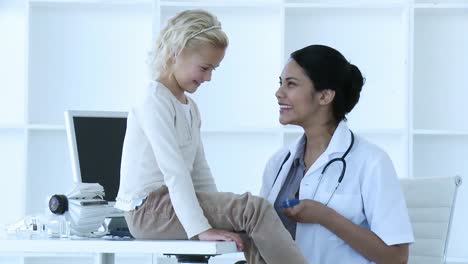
[239, 234, 263, 264]
[125, 186, 308, 264]
[195, 190, 307, 264]
[124, 187, 188, 240]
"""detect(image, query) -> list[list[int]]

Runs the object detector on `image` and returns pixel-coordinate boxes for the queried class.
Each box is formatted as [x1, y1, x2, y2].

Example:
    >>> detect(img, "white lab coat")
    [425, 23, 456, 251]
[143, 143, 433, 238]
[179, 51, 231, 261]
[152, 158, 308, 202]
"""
[260, 122, 414, 264]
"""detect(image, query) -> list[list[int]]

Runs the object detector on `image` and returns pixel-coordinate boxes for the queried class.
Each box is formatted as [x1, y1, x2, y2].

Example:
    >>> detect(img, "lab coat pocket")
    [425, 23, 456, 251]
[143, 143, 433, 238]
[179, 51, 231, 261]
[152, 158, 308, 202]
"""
[320, 227, 346, 243]
[325, 193, 365, 225]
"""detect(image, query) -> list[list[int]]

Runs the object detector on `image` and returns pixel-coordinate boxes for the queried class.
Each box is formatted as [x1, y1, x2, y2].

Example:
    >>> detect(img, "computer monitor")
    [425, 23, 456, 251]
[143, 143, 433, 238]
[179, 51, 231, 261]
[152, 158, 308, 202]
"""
[64, 110, 127, 204]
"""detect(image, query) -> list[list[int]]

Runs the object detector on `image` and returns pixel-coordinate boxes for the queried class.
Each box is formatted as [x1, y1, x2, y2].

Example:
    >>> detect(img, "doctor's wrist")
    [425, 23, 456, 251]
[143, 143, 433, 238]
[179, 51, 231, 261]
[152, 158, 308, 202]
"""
[316, 204, 337, 225]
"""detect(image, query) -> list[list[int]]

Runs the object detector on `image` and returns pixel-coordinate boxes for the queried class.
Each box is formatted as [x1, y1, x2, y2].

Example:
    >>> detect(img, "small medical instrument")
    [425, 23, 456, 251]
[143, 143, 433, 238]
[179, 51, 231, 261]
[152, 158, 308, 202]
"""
[281, 198, 300, 208]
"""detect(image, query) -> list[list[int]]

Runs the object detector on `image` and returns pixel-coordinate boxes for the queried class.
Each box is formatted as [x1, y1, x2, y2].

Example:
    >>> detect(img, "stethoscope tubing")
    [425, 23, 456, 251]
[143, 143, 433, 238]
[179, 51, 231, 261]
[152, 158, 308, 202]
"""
[273, 130, 355, 205]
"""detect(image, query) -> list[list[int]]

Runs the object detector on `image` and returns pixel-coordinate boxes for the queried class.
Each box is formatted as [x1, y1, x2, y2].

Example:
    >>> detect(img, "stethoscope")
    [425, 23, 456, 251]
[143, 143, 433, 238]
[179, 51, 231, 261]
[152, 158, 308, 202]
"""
[273, 130, 355, 205]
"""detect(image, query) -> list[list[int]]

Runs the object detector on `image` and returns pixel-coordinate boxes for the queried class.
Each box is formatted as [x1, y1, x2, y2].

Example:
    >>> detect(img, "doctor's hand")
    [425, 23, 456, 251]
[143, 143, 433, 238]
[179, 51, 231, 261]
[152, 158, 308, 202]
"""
[198, 228, 244, 251]
[283, 199, 332, 224]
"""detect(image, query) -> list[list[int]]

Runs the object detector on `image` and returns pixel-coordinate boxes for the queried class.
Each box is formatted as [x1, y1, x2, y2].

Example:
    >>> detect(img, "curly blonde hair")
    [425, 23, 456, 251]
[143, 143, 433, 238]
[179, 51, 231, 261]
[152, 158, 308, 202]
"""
[150, 10, 229, 79]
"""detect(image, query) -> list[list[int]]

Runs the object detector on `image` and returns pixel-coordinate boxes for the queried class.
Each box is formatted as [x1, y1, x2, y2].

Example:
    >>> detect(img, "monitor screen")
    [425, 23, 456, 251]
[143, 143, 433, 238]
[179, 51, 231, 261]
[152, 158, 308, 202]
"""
[65, 111, 127, 202]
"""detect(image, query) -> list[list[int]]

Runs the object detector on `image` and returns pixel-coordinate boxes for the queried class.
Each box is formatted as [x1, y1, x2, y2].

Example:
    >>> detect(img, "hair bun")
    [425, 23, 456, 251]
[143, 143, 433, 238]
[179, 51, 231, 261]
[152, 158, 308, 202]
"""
[343, 63, 365, 114]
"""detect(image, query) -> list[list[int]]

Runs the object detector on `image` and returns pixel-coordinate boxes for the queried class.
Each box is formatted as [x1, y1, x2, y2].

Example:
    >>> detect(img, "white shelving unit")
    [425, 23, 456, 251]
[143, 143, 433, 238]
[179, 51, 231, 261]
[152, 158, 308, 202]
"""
[24, 0, 154, 218]
[1, 0, 468, 263]
[412, 4, 468, 260]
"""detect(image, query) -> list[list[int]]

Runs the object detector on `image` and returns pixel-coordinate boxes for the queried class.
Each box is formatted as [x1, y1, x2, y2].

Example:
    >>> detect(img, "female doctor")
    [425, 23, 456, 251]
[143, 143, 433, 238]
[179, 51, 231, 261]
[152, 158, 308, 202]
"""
[260, 45, 414, 264]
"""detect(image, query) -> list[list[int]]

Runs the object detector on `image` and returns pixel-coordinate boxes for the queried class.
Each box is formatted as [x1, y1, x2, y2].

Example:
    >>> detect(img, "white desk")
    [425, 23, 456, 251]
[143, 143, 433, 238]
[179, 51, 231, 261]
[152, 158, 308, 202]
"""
[0, 236, 239, 264]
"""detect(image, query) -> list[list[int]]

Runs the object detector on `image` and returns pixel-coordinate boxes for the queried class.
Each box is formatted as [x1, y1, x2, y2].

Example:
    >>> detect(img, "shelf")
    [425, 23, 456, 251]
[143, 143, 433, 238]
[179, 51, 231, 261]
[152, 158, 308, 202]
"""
[282, 127, 404, 135]
[355, 129, 405, 135]
[284, 2, 407, 8]
[29, 0, 152, 4]
[21, 253, 95, 259]
[0, 124, 26, 130]
[415, 3, 468, 8]
[27, 124, 65, 131]
[415, 1, 468, 8]
[159, 0, 280, 7]
[281, 128, 303, 134]
[201, 128, 282, 135]
[413, 130, 468, 136]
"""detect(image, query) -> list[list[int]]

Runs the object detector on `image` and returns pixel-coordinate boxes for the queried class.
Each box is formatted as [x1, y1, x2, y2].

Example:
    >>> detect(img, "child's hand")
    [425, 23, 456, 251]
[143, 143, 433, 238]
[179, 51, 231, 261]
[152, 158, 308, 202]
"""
[198, 228, 244, 251]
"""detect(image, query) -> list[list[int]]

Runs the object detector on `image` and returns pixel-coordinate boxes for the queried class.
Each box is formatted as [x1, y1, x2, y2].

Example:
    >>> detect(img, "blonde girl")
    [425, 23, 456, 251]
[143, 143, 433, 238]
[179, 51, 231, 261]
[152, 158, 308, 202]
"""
[115, 10, 307, 264]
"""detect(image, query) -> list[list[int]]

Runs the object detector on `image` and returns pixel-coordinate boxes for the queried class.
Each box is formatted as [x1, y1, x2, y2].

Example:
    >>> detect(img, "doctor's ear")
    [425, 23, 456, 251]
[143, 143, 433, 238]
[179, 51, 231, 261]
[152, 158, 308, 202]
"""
[318, 89, 335, 105]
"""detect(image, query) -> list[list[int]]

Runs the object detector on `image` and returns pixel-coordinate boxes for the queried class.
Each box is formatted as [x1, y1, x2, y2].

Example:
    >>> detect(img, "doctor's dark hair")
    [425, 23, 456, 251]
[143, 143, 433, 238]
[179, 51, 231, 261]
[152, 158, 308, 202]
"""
[290, 45, 365, 123]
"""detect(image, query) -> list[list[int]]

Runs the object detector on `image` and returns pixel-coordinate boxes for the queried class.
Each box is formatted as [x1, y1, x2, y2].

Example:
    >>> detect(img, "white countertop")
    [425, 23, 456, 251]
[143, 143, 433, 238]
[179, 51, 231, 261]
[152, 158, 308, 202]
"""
[0, 236, 238, 255]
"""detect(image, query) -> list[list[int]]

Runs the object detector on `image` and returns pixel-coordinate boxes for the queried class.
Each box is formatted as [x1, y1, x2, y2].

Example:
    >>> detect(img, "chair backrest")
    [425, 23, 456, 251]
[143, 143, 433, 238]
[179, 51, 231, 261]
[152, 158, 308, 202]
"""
[400, 176, 462, 264]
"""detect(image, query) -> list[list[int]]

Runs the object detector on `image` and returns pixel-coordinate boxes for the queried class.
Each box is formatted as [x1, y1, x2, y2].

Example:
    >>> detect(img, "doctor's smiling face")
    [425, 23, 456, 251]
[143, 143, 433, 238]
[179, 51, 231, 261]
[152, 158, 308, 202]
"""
[276, 59, 333, 127]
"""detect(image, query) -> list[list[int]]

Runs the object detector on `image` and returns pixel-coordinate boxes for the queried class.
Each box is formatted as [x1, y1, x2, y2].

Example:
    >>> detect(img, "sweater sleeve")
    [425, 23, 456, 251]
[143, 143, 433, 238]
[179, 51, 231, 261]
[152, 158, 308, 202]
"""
[191, 138, 218, 192]
[137, 90, 212, 238]
[190, 100, 217, 192]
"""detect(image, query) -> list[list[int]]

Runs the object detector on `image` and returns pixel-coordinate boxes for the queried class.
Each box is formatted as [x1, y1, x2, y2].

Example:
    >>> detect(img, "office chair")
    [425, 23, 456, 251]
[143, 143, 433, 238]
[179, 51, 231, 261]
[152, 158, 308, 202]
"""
[400, 176, 462, 264]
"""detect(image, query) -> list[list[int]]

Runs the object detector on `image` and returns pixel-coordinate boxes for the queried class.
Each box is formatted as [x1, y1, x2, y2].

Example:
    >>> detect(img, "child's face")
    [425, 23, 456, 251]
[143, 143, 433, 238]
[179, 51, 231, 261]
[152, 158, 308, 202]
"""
[173, 45, 226, 93]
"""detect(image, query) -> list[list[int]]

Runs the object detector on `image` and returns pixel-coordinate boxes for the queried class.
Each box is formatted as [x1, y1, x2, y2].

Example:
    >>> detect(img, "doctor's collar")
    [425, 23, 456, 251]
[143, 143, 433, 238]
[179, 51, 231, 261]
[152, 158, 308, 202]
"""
[287, 121, 353, 157]
[325, 121, 353, 156]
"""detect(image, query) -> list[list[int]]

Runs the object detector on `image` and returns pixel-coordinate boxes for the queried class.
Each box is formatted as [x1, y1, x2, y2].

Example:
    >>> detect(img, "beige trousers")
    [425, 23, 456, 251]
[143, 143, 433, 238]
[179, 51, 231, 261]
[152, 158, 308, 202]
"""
[124, 186, 307, 264]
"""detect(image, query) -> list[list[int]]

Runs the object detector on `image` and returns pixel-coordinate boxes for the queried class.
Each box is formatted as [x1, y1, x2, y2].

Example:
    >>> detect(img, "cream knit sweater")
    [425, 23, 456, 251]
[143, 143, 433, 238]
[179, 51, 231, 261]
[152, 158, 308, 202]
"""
[115, 81, 217, 238]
